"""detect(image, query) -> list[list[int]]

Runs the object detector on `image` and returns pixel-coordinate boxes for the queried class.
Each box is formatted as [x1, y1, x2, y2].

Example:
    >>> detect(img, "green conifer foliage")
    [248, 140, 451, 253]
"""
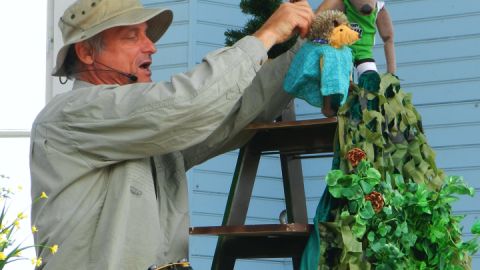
[225, 0, 297, 58]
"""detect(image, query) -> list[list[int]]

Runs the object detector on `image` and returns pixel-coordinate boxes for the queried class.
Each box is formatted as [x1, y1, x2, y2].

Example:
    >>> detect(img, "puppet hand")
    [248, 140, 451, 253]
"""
[358, 71, 381, 93]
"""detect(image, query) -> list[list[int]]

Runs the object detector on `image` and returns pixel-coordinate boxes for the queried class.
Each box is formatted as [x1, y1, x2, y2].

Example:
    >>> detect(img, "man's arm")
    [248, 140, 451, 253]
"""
[181, 40, 305, 169]
[315, 0, 344, 13]
[50, 2, 313, 166]
[377, 7, 396, 74]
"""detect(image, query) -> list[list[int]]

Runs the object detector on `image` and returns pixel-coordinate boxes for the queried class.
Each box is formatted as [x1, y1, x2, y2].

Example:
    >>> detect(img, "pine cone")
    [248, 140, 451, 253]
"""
[346, 148, 366, 167]
[365, 191, 384, 213]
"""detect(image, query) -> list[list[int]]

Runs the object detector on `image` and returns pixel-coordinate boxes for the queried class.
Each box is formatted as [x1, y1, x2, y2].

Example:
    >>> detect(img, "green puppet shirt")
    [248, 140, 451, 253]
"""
[344, 0, 385, 62]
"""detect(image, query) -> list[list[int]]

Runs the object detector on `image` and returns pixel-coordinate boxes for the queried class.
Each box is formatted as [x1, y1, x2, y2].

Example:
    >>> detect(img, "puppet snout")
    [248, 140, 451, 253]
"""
[360, 4, 373, 15]
[329, 24, 360, 48]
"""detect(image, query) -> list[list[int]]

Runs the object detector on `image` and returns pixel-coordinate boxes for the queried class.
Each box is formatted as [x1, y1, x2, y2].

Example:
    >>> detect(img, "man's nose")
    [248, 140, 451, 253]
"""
[360, 4, 373, 15]
[143, 36, 157, 54]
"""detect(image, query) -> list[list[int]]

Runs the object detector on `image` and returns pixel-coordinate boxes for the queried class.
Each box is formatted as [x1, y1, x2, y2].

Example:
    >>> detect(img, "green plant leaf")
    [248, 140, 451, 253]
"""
[471, 219, 480, 235]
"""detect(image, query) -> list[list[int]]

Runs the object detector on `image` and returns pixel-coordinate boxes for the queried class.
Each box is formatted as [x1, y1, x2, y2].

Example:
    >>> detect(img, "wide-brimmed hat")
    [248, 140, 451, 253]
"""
[52, 0, 173, 77]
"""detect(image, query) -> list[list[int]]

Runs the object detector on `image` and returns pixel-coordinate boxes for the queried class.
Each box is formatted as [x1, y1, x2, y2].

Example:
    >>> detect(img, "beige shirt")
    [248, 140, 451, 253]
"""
[30, 36, 299, 270]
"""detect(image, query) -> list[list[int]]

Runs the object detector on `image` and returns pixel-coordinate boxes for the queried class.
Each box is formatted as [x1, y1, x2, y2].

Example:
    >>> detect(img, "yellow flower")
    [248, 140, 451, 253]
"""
[18, 185, 23, 191]
[32, 226, 38, 233]
[17, 212, 27, 220]
[50, 244, 59, 254]
[40, 192, 48, 199]
[0, 252, 6, 260]
[31, 257, 43, 267]
[14, 220, 20, 229]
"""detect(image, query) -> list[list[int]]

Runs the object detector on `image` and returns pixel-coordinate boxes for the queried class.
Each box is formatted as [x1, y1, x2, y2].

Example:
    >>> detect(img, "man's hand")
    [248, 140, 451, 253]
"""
[253, 0, 314, 51]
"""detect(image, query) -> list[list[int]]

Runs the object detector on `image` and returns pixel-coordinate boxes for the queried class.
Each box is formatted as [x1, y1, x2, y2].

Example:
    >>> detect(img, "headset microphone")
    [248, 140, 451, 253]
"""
[94, 61, 138, 82]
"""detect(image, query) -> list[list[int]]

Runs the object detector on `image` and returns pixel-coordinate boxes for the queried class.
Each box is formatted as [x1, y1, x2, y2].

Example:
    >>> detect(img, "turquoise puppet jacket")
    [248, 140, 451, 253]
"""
[283, 41, 353, 109]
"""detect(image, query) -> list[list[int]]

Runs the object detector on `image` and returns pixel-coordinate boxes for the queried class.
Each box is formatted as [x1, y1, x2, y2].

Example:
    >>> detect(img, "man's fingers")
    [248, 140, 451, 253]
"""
[288, 1, 314, 38]
[253, 0, 313, 49]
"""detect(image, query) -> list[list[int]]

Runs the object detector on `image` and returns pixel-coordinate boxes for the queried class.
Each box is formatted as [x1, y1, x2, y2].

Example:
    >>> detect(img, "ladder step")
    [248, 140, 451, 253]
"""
[247, 118, 337, 154]
[190, 223, 312, 236]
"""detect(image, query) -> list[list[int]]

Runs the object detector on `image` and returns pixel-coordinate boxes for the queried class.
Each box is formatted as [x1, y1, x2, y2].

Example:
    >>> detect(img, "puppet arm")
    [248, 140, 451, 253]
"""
[315, 0, 344, 13]
[377, 7, 396, 74]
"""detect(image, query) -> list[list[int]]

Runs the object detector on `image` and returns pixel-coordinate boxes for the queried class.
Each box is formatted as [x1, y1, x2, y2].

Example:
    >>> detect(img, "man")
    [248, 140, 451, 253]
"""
[30, 0, 314, 269]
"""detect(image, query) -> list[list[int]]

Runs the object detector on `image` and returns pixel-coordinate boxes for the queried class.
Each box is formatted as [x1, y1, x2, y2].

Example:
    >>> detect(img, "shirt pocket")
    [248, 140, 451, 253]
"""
[126, 159, 157, 203]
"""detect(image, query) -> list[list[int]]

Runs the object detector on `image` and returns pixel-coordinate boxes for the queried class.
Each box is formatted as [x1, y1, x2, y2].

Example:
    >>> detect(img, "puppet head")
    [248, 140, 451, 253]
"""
[349, 0, 378, 15]
[308, 10, 359, 49]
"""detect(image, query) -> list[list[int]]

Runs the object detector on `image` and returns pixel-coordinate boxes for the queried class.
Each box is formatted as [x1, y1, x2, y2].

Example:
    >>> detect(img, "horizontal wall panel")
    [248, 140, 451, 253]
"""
[459, 213, 480, 235]
[435, 145, 480, 169]
[405, 79, 480, 105]
[304, 178, 327, 197]
[374, 35, 480, 66]
[197, 2, 246, 26]
[424, 123, 480, 148]
[452, 194, 480, 212]
[190, 235, 219, 256]
[150, 1, 189, 21]
[157, 23, 189, 45]
[396, 57, 480, 85]
[190, 213, 223, 226]
[142, 0, 187, 6]
[152, 44, 188, 66]
[392, 14, 480, 43]
[142, 0, 190, 22]
[151, 65, 188, 81]
[416, 101, 480, 126]
[199, 0, 239, 6]
[190, 192, 286, 219]
[389, 0, 480, 21]
[301, 157, 335, 177]
[191, 170, 285, 197]
[194, 153, 286, 179]
[196, 23, 233, 46]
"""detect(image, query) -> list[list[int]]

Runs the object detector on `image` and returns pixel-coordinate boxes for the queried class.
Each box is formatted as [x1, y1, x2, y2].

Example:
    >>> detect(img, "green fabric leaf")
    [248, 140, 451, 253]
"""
[366, 168, 381, 181]
[342, 184, 364, 200]
[326, 170, 344, 186]
[360, 201, 375, 219]
[378, 224, 391, 237]
[360, 180, 374, 194]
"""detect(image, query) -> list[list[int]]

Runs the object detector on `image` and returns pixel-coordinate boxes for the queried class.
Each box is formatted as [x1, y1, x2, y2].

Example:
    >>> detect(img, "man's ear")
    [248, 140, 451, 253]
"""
[74, 42, 94, 65]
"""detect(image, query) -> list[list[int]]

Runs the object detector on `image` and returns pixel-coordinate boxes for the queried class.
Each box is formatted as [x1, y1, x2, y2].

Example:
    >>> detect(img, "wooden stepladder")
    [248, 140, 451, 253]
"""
[190, 104, 337, 270]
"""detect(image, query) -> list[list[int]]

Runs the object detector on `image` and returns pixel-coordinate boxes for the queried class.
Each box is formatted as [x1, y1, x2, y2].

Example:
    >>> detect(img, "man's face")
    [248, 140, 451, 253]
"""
[94, 22, 156, 83]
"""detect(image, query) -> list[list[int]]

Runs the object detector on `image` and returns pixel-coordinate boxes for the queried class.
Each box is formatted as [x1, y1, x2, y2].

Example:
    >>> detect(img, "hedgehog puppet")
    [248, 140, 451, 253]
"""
[283, 10, 359, 117]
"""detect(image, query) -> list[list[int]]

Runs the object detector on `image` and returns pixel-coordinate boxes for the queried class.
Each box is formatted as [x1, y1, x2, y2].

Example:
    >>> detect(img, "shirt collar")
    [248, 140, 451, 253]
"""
[72, 80, 95, 90]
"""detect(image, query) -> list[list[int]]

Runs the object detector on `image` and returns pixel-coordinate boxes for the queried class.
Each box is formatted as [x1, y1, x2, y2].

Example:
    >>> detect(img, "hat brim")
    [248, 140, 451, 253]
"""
[52, 8, 173, 77]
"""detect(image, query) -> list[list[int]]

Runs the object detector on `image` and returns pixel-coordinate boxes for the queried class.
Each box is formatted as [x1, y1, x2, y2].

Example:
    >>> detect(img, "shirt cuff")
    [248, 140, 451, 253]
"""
[233, 36, 269, 68]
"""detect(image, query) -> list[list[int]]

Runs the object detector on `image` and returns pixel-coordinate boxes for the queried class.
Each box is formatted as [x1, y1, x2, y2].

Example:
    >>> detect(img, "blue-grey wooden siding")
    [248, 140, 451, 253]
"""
[143, 0, 480, 269]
